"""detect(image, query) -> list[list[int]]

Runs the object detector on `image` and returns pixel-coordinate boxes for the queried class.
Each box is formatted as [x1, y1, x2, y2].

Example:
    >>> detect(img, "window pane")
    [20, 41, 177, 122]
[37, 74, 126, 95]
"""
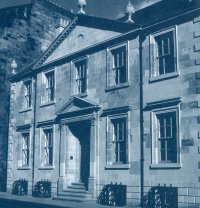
[119, 142, 126, 164]
[155, 30, 175, 76]
[167, 139, 177, 162]
[158, 57, 164, 75]
[119, 67, 126, 83]
[165, 55, 175, 74]
[156, 39, 163, 56]
[160, 139, 166, 162]
[158, 117, 165, 138]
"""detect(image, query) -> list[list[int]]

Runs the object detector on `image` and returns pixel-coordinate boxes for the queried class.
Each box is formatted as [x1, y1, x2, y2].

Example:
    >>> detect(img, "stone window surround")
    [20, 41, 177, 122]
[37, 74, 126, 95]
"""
[103, 106, 131, 170]
[19, 78, 32, 113]
[105, 42, 129, 91]
[150, 105, 181, 169]
[149, 26, 179, 82]
[17, 125, 31, 170]
[38, 122, 55, 170]
[71, 56, 88, 98]
[40, 67, 56, 107]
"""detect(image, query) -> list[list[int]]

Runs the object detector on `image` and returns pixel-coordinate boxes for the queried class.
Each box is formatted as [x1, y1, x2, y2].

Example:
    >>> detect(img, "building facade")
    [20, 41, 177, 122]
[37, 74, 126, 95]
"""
[7, 0, 200, 207]
[0, 0, 73, 191]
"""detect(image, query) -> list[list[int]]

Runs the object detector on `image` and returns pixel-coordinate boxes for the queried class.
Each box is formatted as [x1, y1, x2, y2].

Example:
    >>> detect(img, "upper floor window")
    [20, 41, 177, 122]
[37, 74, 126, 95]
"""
[42, 70, 55, 103]
[151, 28, 177, 79]
[107, 44, 128, 89]
[24, 80, 32, 108]
[107, 115, 128, 165]
[75, 59, 87, 94]
[42, 128, 53, 166]
[22, 132, 30, 166]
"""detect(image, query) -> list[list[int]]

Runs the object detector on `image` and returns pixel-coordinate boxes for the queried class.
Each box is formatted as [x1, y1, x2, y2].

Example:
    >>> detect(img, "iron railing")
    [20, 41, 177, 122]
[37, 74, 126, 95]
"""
[141, 185, 178, 208]
[97, 182, 126, 206]
[32, 179, 51, 198]
[12, 179, 28, 196]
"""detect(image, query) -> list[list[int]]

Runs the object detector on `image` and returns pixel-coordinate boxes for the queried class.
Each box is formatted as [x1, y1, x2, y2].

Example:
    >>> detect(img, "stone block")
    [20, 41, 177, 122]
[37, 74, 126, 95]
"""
[196, 87, 200, 94]
[179, 196, 185, 203]
[194, 43, 200, 52]
[196, 72, 200, 79]
[196, 58, 200, 65]
[184, 196, 195, 203]
[182, 182, 195, 188]
[179, 187, 188, 196]
[194, 31, 200, 38]
[130, 162, 140, 175]
[182, 139, 194, 146]
[181, 102, 198, 109]
[188, 204, 199, 208]
[195, 196, 200, 203]
[189, 101, 198, 109]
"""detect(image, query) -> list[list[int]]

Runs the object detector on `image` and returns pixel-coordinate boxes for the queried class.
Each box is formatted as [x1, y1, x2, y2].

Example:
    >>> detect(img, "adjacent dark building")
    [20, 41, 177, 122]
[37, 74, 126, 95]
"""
[0, 0, 73, 191]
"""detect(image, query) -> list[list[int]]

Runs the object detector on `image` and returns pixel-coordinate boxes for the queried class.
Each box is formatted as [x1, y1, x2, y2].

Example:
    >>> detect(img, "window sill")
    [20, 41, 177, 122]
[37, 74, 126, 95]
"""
[105, 82, 129, 92]
[40, 101, 55, 108]
[105, 164, 131, 170]
[19, 107, 32, 113]
[150, 163, 182, 169]
[17, 166, 31, 170]
[149, 71, 179, 83]
[38, 166, 55, 170]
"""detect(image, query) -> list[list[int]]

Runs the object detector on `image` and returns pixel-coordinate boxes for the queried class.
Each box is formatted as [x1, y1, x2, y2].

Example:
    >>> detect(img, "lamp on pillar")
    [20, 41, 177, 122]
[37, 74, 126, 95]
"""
[11, 58, 17, 74]
[125, 1, 135, 23]
[77, 0, 86, 15]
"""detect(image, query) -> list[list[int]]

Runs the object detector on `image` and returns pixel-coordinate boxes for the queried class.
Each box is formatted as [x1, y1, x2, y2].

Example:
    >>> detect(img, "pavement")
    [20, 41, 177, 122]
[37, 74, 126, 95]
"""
[0, 192, 138, 208]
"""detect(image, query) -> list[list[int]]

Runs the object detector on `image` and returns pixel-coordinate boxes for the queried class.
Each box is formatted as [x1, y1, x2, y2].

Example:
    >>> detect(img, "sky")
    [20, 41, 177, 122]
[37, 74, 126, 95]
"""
[51, 0, 160, 19]
[0, 0, 160, 19]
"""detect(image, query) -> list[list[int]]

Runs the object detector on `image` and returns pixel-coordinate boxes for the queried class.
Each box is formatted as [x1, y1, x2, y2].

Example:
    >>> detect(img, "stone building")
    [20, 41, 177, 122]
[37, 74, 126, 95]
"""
[7, 0, 200, 207]
[0, 0, 73, 191]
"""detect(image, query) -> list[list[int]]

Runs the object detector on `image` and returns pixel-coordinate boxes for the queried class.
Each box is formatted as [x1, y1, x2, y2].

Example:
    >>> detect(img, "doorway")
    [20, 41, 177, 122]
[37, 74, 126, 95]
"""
[68, 120, 91, 190]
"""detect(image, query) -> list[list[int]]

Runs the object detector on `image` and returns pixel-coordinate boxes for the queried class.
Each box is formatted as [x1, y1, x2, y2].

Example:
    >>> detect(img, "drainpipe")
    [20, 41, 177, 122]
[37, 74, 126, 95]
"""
[139, 29, 145, 207]
[32, 74, 37, 193]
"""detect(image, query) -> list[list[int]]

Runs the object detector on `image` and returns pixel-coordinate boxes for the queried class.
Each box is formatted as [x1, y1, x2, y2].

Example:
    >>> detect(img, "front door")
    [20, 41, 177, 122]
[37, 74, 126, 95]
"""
[67, 120, 91, 190]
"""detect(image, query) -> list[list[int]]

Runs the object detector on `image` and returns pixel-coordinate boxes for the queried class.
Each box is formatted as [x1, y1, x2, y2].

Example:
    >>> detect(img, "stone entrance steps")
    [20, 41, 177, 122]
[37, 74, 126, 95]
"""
[53, 182, 94, 202]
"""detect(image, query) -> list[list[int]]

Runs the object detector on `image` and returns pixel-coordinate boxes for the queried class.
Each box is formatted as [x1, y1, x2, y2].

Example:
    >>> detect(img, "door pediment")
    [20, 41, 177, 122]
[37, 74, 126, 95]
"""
[56, 96, 100, 118]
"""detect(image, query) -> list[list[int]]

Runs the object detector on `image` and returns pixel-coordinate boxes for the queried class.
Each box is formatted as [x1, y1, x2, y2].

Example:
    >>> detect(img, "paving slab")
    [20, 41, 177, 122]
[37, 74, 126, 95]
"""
[0, 192, 138, 208]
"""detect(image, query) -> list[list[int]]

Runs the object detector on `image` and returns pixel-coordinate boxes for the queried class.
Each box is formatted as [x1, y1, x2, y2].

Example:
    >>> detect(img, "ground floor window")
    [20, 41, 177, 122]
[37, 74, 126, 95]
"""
[22, 132, 30, 166]
[152, 108, 179, 164]
[107, 114, 128, 165]
[41, 128, 53, 166]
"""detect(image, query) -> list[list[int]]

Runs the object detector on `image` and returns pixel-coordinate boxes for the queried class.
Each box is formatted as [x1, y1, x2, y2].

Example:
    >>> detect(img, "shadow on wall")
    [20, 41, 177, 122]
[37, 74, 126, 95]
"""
[0, 161, 7, 192]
